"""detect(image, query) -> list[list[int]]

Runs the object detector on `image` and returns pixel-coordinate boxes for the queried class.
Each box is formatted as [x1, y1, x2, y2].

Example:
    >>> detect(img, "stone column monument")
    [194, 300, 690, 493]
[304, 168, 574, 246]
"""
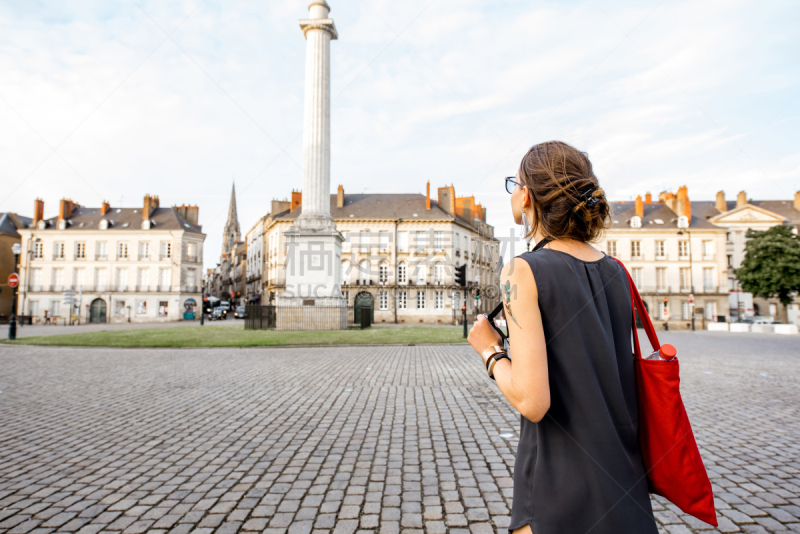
[277, 0, 346, 330]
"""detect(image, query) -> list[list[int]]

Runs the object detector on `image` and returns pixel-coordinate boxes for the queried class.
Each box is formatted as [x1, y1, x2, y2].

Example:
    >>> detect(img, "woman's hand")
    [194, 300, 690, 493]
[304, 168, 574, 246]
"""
[468, 315, 503, 364]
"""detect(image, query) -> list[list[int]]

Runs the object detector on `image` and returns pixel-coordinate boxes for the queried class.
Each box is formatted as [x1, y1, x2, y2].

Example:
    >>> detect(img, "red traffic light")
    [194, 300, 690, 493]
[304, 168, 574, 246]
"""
[461, 306, 466, 310]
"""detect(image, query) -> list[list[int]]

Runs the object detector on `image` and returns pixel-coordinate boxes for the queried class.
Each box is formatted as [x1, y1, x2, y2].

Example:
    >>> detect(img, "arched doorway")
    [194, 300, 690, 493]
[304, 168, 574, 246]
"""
[89, 298, 107, 323]
[354, 291, 374, 324]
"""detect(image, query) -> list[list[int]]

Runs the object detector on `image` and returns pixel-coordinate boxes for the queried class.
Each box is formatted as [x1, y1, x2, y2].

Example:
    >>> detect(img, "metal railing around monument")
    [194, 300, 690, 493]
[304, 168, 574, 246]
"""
[244, 304, 357, 331]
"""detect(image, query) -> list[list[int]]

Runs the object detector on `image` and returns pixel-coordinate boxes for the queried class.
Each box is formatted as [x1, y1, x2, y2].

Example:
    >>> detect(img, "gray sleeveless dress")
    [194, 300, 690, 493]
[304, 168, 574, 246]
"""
[508, 248, 658, 534]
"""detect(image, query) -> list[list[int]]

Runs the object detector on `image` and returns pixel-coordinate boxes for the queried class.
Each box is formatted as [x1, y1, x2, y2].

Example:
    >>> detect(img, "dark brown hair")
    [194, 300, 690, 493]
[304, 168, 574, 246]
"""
[518, 141, 610, 243]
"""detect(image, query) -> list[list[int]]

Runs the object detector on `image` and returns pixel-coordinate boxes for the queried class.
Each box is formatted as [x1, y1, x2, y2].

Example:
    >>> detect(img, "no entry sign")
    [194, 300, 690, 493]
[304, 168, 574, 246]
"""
[8, 273, 19, 288]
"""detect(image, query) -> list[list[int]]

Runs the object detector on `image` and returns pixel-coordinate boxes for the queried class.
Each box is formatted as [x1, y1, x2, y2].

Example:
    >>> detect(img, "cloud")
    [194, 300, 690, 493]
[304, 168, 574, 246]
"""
[0, 0, 798, 267]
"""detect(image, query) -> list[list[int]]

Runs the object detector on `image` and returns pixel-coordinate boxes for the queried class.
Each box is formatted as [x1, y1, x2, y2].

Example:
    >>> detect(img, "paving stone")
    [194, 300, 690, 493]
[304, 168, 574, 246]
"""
[0, 341, 798, 534]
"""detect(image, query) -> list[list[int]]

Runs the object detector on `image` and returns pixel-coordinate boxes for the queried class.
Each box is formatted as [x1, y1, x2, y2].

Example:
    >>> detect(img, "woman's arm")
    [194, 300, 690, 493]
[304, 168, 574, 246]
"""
[469, 257, 550, 422]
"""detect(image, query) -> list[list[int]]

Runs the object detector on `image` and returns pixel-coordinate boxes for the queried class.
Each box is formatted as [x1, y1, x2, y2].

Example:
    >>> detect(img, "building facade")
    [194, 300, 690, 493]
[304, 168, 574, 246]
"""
[597, 188, 800, 328]
[0, 213, 31, 318]
[16, 196, 205, 324]
[245, 216, 266, 303]
[253, 183, 502, 324]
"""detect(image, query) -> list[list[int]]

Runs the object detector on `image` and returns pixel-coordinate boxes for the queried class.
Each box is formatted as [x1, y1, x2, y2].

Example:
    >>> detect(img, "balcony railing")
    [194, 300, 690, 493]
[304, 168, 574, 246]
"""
[184, 286, 198, 293]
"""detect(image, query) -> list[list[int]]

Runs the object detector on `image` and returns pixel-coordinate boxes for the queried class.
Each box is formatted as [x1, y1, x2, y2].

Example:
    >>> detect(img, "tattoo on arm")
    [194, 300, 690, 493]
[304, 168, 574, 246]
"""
[503, 281, 519, 327]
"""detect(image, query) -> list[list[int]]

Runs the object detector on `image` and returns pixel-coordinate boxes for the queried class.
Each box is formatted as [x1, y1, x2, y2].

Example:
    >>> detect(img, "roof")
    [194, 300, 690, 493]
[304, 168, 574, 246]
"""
[275, 193, 485, 230]
[0, 213, 32, 237]
[609, 200, 800, 231]
[29, 206, 203, 234]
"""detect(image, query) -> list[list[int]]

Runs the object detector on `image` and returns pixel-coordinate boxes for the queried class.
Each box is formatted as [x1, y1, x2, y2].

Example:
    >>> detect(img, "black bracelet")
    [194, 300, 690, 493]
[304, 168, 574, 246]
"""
[489, 353, 511, 381]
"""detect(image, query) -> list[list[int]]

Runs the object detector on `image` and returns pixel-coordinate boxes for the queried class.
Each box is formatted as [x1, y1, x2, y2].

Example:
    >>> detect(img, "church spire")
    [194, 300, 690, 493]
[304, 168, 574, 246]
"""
[222, 182, 241, 257]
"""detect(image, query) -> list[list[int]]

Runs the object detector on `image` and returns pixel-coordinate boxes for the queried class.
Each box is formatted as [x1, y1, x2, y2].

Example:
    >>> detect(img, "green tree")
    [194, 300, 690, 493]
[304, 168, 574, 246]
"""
[735, 225, 800, 320]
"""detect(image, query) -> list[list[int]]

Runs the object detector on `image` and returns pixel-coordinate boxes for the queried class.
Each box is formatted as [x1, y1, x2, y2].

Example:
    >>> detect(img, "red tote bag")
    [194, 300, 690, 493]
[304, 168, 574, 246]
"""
[613, 258, 717, 526]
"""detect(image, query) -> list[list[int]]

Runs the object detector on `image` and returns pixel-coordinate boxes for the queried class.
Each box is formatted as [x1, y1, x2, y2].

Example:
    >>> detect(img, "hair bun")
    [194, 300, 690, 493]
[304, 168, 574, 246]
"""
[518, 141, 610, 243]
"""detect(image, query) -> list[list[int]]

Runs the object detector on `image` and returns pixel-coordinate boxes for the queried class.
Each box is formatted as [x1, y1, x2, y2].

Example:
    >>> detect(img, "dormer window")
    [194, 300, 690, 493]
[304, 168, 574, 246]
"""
[630, 216, 642, 228]
[677, 215, 689, 228]
[99, 219, 109, 230]
[141, 220, 151, 230]
[58, 219, 67, 230]
[37, 220, 47, 230]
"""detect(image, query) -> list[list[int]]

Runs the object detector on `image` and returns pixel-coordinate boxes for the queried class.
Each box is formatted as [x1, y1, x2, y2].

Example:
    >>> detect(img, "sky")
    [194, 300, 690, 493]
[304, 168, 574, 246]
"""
[1, 0, 798, 269]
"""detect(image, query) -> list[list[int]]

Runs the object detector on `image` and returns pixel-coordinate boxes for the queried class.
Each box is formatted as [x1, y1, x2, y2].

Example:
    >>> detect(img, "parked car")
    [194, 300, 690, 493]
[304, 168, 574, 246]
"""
[234, 306, 246, 319]
[752, 316, 772, 325]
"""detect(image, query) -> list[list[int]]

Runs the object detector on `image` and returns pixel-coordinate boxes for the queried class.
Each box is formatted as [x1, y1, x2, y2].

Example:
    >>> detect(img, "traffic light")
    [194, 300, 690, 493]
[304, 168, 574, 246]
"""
[455, 264, 466, 287]
[475, 287, 481, 300]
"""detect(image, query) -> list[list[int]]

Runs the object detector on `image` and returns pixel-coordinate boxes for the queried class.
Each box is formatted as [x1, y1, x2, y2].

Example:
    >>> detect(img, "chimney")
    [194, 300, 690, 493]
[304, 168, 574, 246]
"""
[271, 198, 291, 215]
[58, 198, 75, 220]
[736, 191, 747, 208]
[659, 191, 677, 212]
[795, 191, 800, 211]
[437, 185, 455, 215]
[337, 185, 344, 208]
[33, 198, 44, 223]
[715, 191, 726, 212]
[426, 181, 431, 210]
[644, 192, 652, 204]
[481, 207, 487, 222]
[185, 205, 199, 226]
[174, 204, 199, 226]
[676, 185, 691, 220]
[290, 190, 302, 212]
[635, 195, 643, 217]
[101, 201, 110, 215]
[143, 194, 152, 220]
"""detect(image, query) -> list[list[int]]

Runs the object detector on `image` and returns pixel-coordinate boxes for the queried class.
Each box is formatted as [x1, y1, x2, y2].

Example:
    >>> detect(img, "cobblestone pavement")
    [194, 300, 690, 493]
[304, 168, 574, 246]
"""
[0, 331, 798, 534]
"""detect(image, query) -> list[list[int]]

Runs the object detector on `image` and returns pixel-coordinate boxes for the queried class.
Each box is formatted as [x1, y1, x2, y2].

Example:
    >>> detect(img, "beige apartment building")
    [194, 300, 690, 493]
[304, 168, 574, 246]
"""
[0, 213, 31, 318]
[248, 182, 502, 324]
[16, 196, 205, 324]
[597, 188, 800, 328]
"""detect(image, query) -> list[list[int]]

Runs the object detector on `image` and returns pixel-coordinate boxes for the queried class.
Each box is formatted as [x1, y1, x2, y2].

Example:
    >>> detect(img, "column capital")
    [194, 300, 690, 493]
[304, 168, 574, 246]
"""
[299, 18, 338, 40]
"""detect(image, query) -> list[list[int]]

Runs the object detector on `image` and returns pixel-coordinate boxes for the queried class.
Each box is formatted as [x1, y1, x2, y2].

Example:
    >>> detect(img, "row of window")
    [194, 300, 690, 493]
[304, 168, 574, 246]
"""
[27, 299, 178, 318]
[606, 239, 716, 259]
[339, 230, 493, 256]
[352, 290, 447, 311]
[629, 266, 717, 292]
[33, 241, 199, 261]
[343, 260, 456, 285]
[27, 266, 197, 291]
[657, 301, 718, 320]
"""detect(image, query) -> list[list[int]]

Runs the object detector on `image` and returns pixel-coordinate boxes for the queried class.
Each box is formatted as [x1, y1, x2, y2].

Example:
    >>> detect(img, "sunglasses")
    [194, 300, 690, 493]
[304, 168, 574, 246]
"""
[505, 176, 522, 194]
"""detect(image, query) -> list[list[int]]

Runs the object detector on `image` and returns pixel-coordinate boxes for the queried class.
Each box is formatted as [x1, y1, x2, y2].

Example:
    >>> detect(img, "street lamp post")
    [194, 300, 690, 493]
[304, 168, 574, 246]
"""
[8, 243, 21, 340]
[678, 229, 695, 331]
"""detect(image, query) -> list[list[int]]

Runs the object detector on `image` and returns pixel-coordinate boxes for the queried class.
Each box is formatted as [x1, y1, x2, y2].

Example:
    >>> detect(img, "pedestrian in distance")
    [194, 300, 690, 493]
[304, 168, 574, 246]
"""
[468, 141, 659, 534]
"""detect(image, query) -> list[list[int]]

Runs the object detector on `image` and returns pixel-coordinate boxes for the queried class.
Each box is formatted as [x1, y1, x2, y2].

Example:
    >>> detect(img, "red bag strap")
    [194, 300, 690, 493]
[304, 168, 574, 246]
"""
[612, 258, 660, 358]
